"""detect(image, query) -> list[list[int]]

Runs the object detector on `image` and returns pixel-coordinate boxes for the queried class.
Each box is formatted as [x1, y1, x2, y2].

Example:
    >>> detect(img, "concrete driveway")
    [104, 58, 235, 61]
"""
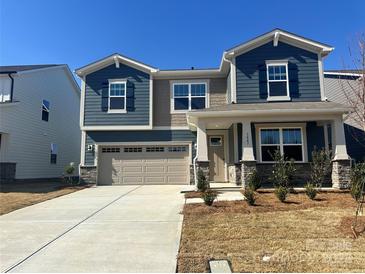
[0, 185, 184, 272]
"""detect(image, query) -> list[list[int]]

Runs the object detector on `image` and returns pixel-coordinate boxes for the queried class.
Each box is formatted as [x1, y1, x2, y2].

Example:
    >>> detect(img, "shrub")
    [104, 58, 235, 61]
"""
[310, 148, 332, 188]
[350, 163, 365, 201]
[197, 169, 209, 192]
[201, 190, 218, 206]
[243, 188, 256, 206]
[305, 182, 317, 200]
[64, 162, 75, 175]
[63, 162, 77, 185]
[269, 150, 296, 189]
[247, 170, 261, 191]
[275, 186, 288, 202]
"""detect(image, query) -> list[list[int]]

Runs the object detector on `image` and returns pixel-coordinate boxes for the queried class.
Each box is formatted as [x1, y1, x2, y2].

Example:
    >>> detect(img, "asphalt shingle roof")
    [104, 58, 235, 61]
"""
[0, 64, 62, 73]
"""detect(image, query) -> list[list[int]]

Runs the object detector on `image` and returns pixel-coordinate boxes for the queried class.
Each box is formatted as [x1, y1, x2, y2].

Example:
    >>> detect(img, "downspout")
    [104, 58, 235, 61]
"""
[187, 115, 199, 188]
[8, 73, 14, 102]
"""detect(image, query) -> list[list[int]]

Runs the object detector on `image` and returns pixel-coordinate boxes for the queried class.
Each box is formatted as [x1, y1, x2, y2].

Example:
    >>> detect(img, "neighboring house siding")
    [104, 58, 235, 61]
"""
[84, 130, 197, 166]
[235, 41, 321, 103]
[153, 78, 227, 127]
[84, 64, 150, 126]
[0, 67, 80, 179]
[226, 69, 231, 103]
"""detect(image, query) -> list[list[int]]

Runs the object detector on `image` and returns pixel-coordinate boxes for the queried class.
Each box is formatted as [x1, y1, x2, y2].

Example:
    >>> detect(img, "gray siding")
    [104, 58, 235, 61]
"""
[153, 78, 227, 127]
[84, 64, 150, 126]
[236, 41, 321, 103]
[85, 130, 196, 166]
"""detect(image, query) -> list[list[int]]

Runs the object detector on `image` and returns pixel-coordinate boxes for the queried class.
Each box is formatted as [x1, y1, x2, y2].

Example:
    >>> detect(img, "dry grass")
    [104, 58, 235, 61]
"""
[178, 192, 365, 273]
[0, 181, 88, 215]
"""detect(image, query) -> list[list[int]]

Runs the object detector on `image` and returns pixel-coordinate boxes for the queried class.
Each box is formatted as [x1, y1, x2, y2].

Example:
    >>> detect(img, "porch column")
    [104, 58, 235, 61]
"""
[241, 121, 256, 187]
[196, 120, 210, 180]
[331, 116, 351, 189]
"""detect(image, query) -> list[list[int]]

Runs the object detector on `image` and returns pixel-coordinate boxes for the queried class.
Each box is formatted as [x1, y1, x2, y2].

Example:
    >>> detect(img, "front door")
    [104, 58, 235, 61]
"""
[208, 135, 225, 182]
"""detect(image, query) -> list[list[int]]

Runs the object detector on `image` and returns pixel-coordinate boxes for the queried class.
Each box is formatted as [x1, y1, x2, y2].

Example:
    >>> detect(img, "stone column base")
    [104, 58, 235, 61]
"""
[235, 163, 242, 185]
[241, 160, 257, 188]
[196, 161, 210, 181]
[80, 166, 97, 185]
[331, 159, 351, 189]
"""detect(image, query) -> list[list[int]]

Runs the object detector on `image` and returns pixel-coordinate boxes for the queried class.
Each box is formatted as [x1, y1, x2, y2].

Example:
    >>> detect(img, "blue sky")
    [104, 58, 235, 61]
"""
[1, 0, 364, 76]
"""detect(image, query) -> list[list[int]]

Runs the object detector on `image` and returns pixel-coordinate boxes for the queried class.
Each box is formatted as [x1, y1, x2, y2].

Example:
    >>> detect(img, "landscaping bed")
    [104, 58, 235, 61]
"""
[177, 192, 365, 272]
[0, 181, 90, 215]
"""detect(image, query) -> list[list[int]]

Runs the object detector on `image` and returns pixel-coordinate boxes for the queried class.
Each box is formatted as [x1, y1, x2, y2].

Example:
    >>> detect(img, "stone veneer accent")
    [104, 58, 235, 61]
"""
[80, 166, 97, 185]
[0, 162, 16, 183]
[241, 160, 257, 188]
[196, 161, 210, 181]
[331, 160, 351, 189]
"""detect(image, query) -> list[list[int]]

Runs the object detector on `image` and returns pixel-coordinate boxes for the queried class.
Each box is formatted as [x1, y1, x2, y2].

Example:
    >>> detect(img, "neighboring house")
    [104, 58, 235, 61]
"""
[324, 70, 365, 162]
[0, 65, 81, 181]
[76, 29, 352, 188]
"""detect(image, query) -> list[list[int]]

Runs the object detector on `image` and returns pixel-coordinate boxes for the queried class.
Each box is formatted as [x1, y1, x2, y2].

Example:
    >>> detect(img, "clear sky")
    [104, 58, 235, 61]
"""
[1, 0, 364, 77]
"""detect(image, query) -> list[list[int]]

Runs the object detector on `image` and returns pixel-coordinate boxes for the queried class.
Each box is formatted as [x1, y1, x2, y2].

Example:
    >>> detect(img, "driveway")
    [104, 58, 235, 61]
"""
[0, 185, 184, 272]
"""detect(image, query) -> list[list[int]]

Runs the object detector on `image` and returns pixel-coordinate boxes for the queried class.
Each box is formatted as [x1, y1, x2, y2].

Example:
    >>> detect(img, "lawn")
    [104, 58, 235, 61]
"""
[0, 181, 89, 215]
[178, 192, 365, 273]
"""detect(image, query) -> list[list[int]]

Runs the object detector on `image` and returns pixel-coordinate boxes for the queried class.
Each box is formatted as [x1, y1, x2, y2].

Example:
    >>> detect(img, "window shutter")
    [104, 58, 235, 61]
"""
[288, 63, 299, 97]
[258, 64, 268, 98]
[101, 88, 109, 112]
[126, 80, 135, 111]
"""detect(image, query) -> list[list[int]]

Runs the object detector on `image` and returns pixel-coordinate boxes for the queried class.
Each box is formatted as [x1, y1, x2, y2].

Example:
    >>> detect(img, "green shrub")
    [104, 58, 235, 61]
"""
[310, 148, 332, 188]
[305, 182, 317, 200]
[63, 162, 77, 185]
[247, 170, 261, 191]
[275, 186, 288, 202]
[201, 190, 218, 206]
[197, 169, 209, 192]
[269, 150, 296, 189]
[350, 163, 365, 201]
[243, 188, 256, 206]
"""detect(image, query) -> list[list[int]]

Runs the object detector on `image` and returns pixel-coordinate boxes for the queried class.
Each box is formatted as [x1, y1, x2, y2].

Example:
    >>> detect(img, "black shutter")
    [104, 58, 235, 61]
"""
[126, 81, 135, 111]
[258, 64, 268, 98]
[288, 63, 299, 98]
[101, 88, 109, 112]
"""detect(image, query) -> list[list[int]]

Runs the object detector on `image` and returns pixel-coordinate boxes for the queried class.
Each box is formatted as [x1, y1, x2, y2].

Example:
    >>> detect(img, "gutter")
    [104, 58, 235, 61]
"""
[8, 73, 14, 102]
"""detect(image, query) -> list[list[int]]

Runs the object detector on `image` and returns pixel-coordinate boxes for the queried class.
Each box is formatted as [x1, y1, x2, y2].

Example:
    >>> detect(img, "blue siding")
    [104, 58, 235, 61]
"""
[84, 64, 150, 126]
[235, 41, 321, 103]
[85, 130, 196, 166]
[345, 124, 365, 162]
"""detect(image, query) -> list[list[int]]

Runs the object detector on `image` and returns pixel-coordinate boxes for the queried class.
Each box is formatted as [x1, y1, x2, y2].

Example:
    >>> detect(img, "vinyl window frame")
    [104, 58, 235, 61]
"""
[266, 60, 290, 101]
[256, 124, 307, 163]
[170, 80, 209, 113]
[108, 79, 127, 114]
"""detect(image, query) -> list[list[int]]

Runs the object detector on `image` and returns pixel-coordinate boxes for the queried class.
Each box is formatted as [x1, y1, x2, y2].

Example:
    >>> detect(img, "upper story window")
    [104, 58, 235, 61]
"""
[171, 82, 208, 113]
[108, 80, 126, 113]
[42, 100, 50, 121]
[266, 61, 290, 101]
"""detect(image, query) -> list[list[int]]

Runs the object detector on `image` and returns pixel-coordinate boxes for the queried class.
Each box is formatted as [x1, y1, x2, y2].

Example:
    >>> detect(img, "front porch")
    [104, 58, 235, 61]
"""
[188, 102, 351, 189]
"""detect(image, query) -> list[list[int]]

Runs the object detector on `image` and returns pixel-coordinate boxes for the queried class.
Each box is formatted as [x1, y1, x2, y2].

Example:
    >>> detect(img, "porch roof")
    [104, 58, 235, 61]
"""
[187, 101, 349, 118]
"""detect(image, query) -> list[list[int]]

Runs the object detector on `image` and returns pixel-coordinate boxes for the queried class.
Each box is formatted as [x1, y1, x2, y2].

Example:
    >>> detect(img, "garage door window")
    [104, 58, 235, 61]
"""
[124, 147, 142, 153]
[102, 147, 120, 153]
[168, 146, 187, 152]
[146, 147, 164, 152]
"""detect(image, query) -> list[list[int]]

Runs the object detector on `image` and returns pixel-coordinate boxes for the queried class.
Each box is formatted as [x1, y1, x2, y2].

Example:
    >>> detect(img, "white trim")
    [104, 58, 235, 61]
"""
[266, 60, 290, 101]
[170, 80, 209, 114]
[80, 131, 86, 166]
[233, 123, 239, 162]
[255, 123, 307, 163]
[149, 76, 153, 127]
[80, 76, 86, 127]
[108, 80, 127, 114]
[152, 126, 190, 130]
[153, 69, 225, 79]
[230, 57, 237, 103]
[324, 71, 363, 77]
[273, 31, 280, 47]
[207, 129, 229, 182]
[318, 53, 325, 100]
[81, 125, 153, 131]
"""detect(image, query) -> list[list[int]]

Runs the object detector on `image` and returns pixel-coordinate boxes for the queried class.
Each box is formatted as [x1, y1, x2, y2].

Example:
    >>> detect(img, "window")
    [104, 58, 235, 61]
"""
[172, 82, 207, 112]
[102, 147, 120, 153]
[259, 127, 304, 162]
[210, 136, 223, 146]
[124, 147, 142, 153]
[168, 146, 187, 152]
[42, 100, 50, 121]
[108, 80, 126, 113]
[266, 61, 290, 101]
[50, 143, 57, 164]
[146, 147, 164, 152]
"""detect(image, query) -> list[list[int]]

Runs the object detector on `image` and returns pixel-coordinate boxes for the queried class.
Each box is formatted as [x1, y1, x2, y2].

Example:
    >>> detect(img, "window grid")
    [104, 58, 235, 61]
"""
[167, 146, 187, 152]
[172, 82, 207, 111]
[42, 100, 50, 122]
[102, 147, 121, 153]
[124, 147, 142, 153]
[146, 147, 165, 152]
[266, 62, 290, 100]
[108, 81, 126, 112]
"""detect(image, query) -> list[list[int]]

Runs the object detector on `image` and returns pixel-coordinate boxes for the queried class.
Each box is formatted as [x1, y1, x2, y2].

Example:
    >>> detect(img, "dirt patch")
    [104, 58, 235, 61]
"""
[0, 181, 90, 215]
[338, 216, 365, 238]
[185, 191, 203, 199]
[178, 192, 365, 273]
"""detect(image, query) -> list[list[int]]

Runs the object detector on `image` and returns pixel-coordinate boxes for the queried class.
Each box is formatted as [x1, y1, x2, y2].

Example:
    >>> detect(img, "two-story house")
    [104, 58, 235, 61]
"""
[0, 65, 81, 181]
[76, 29, 351, 188]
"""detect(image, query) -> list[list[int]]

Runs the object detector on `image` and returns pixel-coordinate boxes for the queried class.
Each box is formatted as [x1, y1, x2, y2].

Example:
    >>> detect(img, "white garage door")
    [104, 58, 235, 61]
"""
[98, 145, 190, 185]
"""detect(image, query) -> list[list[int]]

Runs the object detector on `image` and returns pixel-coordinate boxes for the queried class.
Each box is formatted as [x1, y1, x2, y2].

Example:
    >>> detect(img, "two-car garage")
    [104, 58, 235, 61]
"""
[97, 144, 191, 185]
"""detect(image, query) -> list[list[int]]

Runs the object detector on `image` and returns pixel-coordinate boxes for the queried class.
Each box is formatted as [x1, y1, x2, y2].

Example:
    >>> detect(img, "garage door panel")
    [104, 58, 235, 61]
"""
[99, 145, 190, 185]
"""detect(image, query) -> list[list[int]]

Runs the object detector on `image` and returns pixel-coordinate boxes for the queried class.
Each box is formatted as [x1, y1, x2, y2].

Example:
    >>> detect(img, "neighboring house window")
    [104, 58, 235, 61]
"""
[42, 100, 50, 121]
[266, 61, 290, 101]
[50, 143, 58, 164]
[108, 80, 126, 113]
[259, 127, 304, 162]
[171, 82, 207, 112]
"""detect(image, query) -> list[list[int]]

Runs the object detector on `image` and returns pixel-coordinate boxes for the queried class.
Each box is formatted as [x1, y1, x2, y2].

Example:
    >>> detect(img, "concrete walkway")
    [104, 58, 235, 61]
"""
[0, 185, 185, 273]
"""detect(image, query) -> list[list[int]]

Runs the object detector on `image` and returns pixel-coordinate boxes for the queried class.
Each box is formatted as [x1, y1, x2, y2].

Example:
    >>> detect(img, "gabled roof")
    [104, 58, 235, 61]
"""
[0, 64, 61, 73]
[75, 53, 158, 77]
[223, 28, 334, 60]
